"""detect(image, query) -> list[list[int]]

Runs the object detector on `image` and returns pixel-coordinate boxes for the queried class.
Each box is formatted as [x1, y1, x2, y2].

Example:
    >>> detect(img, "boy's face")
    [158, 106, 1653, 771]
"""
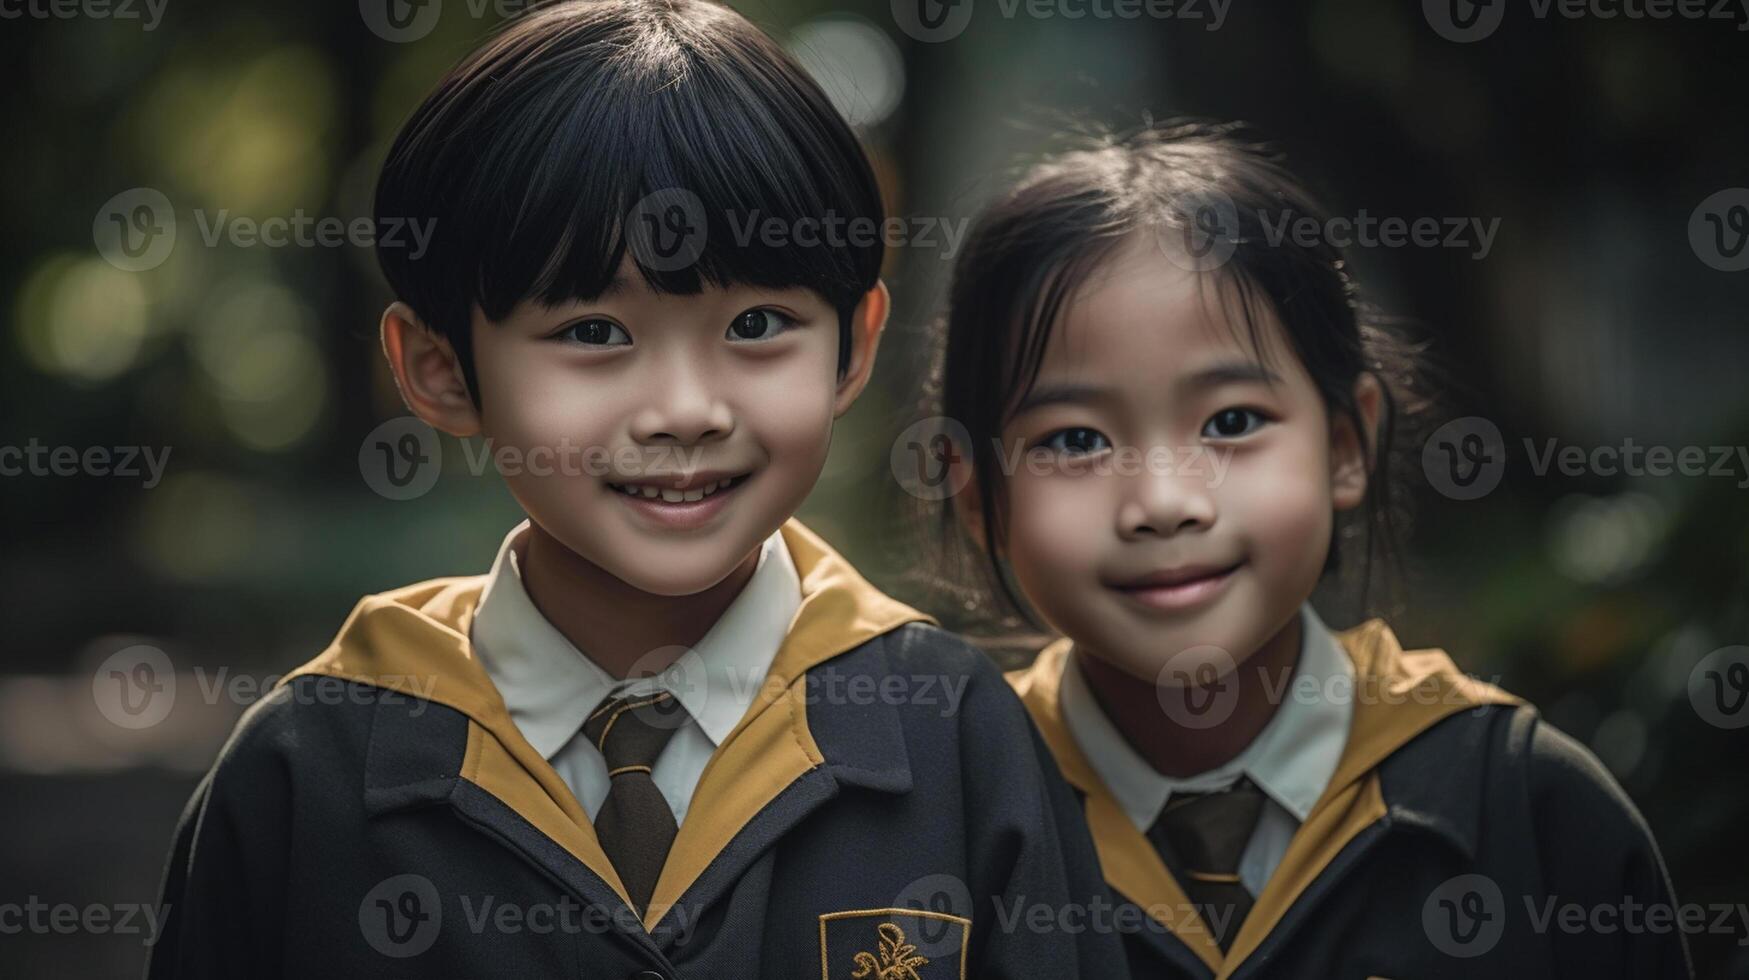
[991, 234, 1373, 685]
[451, 257, 876, 596]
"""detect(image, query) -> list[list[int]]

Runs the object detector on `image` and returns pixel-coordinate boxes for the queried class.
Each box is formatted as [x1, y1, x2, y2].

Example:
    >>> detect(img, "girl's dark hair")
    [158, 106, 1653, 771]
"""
[932, 120, 1429, 632]
[374, 0, 884, 403]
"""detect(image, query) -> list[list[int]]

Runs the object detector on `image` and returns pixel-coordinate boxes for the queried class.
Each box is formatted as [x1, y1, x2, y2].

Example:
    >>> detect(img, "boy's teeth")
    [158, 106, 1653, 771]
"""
[616, 477, 735, 501]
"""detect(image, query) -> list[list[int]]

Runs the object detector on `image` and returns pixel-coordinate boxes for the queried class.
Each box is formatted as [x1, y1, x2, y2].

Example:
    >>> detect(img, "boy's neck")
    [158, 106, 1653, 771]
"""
[1075, 611, 1303, 780]
[517, 522, 763, 681]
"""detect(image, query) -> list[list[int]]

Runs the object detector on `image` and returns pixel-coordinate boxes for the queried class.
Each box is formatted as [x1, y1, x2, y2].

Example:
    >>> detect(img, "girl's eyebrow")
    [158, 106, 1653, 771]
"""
[1011, 382, 1110, 417]
[1184, 361, 1283, 390]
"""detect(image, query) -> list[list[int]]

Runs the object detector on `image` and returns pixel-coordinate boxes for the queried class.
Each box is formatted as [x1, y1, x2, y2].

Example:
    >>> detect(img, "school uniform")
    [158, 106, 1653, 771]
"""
[147, 519, 1125, 980]
[1009, 606, 1692, 980]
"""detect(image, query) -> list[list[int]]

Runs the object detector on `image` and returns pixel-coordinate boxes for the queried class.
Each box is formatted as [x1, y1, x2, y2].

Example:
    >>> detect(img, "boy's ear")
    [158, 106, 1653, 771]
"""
[380, 302, 483, 438]
[832, 280, 890, 418]
[1330, 372, 1384, 511]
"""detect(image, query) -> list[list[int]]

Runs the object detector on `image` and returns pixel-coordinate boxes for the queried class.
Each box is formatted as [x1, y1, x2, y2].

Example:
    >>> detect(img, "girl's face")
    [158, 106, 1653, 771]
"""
[992, 233, 1373, 683]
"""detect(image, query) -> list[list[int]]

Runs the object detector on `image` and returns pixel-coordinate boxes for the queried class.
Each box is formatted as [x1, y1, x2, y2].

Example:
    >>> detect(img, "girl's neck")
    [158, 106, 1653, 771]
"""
[1074, 610, 1304, 779]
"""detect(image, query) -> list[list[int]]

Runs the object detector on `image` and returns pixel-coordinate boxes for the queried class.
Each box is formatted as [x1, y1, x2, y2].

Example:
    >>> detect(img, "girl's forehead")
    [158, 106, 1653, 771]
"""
[1046, 247, 1291, 381]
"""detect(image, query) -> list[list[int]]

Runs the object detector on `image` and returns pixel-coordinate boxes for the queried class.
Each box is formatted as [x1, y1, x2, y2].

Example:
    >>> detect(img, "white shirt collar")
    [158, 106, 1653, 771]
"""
[1058, 604, 1355, 830]
[469, 521, 802, 759]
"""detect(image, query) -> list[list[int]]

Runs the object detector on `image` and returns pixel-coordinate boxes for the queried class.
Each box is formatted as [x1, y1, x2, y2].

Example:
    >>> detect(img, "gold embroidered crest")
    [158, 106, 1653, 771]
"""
[819, 908, 970, 980]
[851, 922, 928, 979]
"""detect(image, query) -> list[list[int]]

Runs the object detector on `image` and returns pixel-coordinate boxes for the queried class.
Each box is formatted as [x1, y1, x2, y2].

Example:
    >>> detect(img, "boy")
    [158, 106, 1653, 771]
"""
[145, 2, 1124, 977]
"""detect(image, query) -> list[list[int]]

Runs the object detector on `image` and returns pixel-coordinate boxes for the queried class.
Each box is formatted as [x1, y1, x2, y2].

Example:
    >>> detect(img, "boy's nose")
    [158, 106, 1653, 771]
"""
[628, 370, 734, 445]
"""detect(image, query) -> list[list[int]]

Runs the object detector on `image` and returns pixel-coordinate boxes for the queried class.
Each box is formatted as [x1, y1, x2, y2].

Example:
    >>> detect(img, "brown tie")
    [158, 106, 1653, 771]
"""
[1146, 777, 1266, 952]
[580, 689, 689, 917]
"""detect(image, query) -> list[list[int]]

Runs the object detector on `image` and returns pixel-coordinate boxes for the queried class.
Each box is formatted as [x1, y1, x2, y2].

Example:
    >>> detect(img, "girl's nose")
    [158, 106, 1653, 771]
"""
[1115, 468, 1217, 540]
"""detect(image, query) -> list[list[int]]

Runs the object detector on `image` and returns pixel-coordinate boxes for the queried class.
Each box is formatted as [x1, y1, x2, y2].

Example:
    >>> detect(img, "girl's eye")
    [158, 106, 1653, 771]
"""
[556, 318, 630, 347]
[1203, 407, 1269, 439]
[1042, 426, 1111, 456]
[726, 308, 795, 342]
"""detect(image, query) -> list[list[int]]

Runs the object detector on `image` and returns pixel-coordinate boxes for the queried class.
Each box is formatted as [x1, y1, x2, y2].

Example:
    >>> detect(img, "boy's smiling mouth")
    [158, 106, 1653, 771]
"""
[606, 471, 754, 530]
[607, 471, 751, 502]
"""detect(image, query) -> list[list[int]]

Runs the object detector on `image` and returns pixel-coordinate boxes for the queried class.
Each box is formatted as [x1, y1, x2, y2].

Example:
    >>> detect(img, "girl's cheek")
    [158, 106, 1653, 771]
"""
[1224, 434, 1334, 580]
[1007, 472, 1108, 579]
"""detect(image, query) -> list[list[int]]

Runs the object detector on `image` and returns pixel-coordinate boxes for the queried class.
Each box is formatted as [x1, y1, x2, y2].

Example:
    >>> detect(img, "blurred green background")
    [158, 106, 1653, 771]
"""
[2, 0, 1746, 976]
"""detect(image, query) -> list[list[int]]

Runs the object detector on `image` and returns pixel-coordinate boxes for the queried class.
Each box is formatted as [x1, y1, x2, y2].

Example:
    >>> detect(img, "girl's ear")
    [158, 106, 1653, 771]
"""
[381, 302, 483, 438]
[833, 281, 890, 418]
[1330, 372, 1384, 511]
[947, 453, 1005, 559]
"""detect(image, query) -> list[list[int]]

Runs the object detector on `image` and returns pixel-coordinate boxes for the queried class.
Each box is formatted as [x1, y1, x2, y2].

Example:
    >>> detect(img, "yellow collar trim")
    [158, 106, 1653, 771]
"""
[1009, 620, 1522, 976]
[280, 518, 935, 931]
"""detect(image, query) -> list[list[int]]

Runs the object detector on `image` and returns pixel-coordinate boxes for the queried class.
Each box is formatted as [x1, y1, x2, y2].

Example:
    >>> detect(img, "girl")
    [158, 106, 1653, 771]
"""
[931, 122, 1690, 979]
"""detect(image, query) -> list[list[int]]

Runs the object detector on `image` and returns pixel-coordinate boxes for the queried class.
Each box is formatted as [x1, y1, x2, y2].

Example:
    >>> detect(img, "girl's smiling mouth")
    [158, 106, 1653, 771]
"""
[1106, 560, 1244, 613]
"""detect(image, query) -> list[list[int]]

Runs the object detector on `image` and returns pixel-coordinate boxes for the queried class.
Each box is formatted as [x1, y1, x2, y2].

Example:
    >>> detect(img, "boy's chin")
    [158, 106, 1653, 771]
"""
[590, 531, 766, 598]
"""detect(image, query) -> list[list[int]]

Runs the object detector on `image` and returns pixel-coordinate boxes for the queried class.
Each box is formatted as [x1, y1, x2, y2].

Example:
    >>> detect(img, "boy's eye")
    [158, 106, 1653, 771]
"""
[1041, 426, 1111, 456]
[726, 308, 795, 342]
[1203, 407, 1269, 439]
[556, 318, 631, 347]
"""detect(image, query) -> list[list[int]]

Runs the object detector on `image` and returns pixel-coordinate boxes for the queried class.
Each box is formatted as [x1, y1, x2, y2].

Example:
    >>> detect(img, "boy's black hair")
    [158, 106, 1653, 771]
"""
[932, 120, 1429, 630]
[374, 0, 885, 403]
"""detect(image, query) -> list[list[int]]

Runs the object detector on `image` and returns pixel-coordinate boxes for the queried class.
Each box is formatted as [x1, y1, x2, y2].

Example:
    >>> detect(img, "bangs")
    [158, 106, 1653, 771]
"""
[469, 32, 885, 319]
[374, 0, 885, 380]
